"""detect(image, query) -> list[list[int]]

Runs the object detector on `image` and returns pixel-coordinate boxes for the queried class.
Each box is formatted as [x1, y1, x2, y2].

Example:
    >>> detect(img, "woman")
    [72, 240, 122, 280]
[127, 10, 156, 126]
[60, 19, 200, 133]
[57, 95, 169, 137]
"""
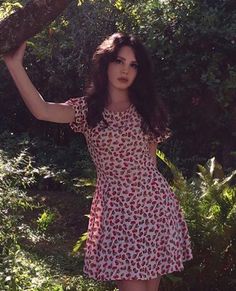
[3, 32, 192, 291]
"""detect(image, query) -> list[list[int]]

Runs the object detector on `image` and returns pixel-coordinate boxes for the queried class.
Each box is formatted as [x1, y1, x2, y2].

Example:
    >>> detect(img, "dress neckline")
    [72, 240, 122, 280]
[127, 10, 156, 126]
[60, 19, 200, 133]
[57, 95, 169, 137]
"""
[104, 103, 134, 115]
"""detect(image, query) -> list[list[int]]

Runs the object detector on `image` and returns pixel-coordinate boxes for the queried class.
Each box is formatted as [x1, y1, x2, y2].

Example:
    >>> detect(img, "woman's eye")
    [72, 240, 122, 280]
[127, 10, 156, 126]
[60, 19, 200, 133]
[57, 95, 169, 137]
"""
[131, 63, 138, 70]
[114, 58, 122, 64]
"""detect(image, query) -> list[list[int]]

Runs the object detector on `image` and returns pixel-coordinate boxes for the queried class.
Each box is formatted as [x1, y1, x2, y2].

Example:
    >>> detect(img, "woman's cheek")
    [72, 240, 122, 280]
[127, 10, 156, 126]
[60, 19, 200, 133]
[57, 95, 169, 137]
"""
[130, 72, 137, 84]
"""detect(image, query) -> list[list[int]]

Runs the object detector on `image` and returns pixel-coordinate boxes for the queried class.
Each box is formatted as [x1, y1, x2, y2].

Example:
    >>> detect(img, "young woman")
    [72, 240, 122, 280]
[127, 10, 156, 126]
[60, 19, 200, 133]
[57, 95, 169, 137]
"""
[3, 32, 192, 291]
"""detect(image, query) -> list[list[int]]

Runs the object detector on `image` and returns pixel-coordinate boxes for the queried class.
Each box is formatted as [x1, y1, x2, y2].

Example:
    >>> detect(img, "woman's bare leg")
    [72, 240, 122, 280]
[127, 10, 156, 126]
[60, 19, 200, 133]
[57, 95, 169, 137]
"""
[146, 276, 161, 291]
[116, 279, 147, 291]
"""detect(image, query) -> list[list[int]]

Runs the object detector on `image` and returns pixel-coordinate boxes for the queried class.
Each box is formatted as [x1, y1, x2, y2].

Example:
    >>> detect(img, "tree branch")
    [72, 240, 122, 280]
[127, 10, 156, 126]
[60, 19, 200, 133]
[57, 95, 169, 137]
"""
[0, 0, 72, 55]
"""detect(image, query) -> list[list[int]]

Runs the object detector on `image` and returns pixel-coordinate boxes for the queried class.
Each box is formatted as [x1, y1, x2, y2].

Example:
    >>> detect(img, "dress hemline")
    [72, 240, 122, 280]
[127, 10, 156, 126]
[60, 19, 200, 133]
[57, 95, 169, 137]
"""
[83, 256, 193, 282]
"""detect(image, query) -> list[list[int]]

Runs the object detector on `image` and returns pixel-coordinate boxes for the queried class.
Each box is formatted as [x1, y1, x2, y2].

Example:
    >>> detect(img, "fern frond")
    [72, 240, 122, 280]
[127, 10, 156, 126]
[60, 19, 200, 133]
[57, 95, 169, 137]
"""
[72, 232, 88, 255]
[156, 149, 187, 192]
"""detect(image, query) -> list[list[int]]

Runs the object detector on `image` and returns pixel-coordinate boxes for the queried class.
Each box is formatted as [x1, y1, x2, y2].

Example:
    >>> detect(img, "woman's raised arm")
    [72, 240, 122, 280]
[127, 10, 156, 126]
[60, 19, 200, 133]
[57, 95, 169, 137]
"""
[3, 42, 75, 124]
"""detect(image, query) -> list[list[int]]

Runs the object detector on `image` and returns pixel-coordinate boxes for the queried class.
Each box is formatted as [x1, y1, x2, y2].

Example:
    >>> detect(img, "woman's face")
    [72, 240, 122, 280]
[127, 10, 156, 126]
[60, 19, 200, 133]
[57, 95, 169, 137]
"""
[107, 46, 138, 92]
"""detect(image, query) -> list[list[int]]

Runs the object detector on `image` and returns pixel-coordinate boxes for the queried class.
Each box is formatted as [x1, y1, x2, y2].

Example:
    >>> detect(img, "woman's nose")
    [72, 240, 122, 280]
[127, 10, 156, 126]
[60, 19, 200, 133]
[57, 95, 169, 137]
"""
[121, 64, 129, 74]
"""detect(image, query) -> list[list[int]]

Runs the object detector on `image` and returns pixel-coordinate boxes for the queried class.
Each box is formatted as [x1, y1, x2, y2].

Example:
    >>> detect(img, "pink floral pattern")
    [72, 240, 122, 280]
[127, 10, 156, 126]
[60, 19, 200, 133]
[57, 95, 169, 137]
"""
[65, 96, 193, 281]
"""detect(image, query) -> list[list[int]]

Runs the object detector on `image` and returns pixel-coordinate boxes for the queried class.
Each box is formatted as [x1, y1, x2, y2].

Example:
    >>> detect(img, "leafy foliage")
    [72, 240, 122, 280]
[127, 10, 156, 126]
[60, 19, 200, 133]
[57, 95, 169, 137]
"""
[0, 1, 24, 20]
[37, 209, 56, 232]
[0, 147, 56, 290]
[156, 151, 236, 290]
[1, 0, 235, 173]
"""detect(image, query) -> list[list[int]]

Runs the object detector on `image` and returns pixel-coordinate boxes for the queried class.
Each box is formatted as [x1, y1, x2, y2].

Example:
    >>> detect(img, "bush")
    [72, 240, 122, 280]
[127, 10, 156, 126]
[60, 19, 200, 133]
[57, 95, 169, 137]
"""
[157, 151, 236, 290]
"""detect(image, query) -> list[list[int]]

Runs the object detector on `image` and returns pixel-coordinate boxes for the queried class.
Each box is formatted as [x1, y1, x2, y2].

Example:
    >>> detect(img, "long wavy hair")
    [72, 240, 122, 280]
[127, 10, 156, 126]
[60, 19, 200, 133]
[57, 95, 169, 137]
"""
[85, 32, 170, 139]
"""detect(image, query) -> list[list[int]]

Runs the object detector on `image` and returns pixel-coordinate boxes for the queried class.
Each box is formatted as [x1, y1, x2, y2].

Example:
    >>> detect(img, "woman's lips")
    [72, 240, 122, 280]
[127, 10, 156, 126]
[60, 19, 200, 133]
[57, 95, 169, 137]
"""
[118, 77, 128, 83]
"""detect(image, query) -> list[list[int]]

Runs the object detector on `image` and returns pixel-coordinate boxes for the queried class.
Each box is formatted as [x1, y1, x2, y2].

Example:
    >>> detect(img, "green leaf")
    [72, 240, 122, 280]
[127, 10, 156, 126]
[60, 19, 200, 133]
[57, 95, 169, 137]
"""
[72, 232, 88, 255]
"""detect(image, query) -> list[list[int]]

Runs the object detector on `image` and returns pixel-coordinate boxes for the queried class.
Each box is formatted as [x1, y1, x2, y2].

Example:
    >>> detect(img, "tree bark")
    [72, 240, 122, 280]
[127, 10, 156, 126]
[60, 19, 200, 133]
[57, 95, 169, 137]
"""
[0, 0, 72, 55]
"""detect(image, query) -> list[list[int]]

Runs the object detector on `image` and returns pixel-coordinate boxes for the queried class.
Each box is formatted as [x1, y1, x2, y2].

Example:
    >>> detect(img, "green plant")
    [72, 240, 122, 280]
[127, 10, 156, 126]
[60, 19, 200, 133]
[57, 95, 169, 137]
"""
[156, 151, 236, 290]
[0, 147, 62, 290]
[37, 209, 56, 232]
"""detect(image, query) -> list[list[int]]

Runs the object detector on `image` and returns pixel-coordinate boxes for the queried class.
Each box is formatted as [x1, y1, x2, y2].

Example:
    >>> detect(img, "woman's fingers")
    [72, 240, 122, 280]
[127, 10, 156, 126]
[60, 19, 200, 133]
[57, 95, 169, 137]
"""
[3, 41, 27, 64]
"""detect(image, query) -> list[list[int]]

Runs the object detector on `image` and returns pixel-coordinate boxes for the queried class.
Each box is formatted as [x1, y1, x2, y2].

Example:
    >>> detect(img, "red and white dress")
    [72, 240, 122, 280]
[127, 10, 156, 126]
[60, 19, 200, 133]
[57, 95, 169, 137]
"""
[65, 96, 193, 281]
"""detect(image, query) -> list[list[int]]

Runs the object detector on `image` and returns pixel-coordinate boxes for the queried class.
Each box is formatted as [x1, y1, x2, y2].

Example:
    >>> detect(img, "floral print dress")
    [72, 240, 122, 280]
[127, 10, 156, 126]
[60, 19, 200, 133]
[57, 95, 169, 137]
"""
[65, 96, 193, 281]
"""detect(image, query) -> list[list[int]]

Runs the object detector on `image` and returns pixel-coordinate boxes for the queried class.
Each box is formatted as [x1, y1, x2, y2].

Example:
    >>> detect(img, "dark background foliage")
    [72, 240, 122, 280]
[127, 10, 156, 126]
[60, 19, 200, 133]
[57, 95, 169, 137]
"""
[1, 0, 235, 176]
[1, 0, 235, 174]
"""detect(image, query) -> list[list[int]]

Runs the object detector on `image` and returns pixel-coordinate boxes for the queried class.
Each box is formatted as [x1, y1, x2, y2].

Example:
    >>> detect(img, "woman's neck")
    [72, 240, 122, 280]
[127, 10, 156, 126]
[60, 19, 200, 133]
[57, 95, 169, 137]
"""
[107, 87, 130, 106]
[105, 90, 131, 112]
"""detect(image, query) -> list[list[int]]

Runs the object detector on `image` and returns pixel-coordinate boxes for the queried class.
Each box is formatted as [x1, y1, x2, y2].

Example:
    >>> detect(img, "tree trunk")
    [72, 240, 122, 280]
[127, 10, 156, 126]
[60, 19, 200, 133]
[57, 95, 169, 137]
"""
[0, 0, 72, 55]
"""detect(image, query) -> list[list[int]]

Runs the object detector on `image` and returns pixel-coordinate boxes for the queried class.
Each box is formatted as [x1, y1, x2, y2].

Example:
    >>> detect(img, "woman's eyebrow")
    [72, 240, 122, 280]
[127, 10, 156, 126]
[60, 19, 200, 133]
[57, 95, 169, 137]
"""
[117, 55, 138, 63]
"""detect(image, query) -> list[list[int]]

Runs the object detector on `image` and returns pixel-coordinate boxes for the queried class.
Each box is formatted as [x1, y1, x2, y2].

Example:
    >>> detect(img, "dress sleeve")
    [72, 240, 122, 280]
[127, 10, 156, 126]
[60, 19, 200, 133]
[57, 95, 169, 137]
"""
[64, 96, 88, 133]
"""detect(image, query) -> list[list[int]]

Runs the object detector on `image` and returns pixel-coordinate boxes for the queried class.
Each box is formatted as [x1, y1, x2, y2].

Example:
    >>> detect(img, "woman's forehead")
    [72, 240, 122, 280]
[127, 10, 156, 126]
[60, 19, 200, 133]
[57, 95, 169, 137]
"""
[117, 46, 137, 62]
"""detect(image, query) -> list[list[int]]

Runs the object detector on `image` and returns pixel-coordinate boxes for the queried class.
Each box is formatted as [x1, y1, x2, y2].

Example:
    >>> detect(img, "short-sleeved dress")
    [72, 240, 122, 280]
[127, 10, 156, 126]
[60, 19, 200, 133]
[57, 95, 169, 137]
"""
[65, 96, 193, 281]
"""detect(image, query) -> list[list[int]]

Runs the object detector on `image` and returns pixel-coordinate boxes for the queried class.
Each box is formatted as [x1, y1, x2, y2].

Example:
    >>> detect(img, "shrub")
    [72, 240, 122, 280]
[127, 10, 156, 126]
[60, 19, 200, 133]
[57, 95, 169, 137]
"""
[157, 151, 236, 290]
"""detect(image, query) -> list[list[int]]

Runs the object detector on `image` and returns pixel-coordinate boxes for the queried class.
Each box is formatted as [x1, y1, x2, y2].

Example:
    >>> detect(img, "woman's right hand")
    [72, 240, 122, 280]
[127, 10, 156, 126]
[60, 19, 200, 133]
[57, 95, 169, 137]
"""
[3, 41, 26, 66]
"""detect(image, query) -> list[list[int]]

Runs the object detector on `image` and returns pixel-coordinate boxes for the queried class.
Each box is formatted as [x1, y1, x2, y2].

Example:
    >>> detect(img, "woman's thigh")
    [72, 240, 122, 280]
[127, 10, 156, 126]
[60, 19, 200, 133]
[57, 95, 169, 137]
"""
[116, 279, 147, 291]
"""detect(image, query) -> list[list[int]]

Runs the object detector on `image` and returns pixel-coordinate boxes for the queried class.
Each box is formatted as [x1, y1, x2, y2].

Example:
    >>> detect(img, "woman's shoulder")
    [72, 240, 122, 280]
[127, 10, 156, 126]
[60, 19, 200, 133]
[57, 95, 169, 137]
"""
[66, 95, 87, 103]
[65, 96, 88, 110]
[65, 96, 89, 133]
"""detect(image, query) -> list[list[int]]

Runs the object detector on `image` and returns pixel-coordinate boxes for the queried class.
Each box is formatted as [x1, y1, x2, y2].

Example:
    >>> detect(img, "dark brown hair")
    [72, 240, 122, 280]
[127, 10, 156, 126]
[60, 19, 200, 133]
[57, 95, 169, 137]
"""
[86, 32, 170, 139]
